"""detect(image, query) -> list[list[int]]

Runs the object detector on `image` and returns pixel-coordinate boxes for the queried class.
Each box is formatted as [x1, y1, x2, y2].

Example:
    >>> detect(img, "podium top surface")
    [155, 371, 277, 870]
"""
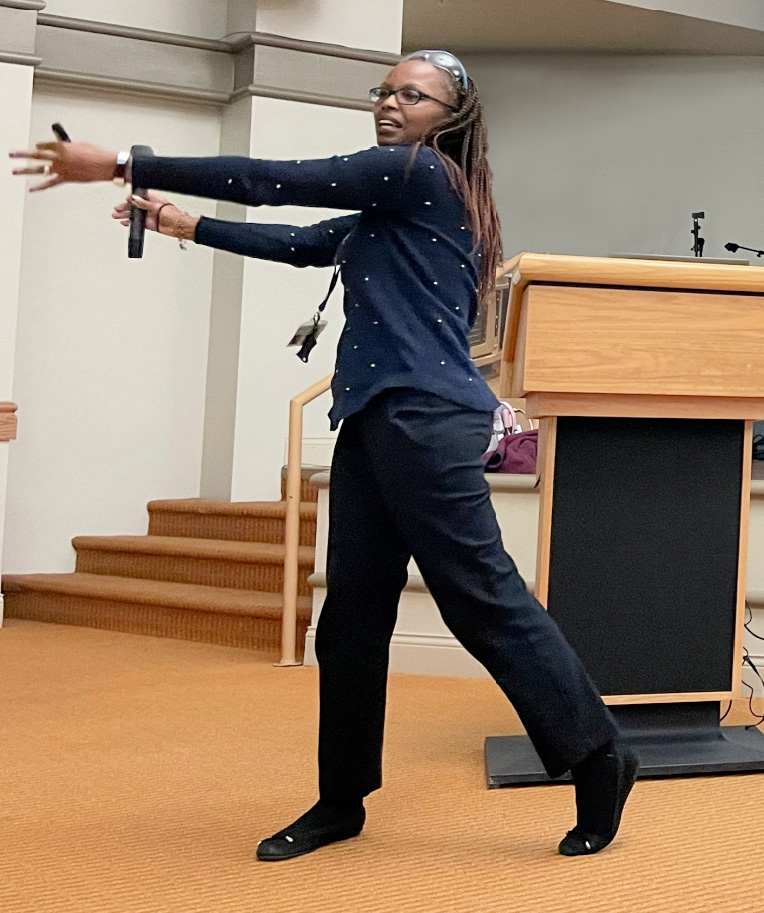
[497, 252, 764, 296]
[497, 254, 764, 415]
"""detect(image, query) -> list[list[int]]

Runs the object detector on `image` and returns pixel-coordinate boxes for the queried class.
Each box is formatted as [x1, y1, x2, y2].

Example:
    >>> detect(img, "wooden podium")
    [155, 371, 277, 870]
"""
[484, 253, 764, 785]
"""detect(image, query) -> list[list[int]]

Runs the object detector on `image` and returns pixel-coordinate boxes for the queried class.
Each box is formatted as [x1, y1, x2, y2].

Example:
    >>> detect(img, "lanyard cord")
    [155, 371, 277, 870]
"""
[296, 226, 355, 363]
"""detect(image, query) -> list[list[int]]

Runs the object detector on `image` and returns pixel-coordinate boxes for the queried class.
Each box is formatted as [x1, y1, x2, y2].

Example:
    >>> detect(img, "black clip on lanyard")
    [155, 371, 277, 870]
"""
[295, 265, 340, 363]
[294, 229, 353, 363]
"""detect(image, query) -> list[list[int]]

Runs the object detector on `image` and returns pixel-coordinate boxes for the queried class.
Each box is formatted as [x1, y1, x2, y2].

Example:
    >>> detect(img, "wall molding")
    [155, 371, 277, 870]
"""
[34, 68, 230, 106]
[0, 403, 18, 442]
[229, 32, 399, 66]
[32, 14, 394, 109]
[36, 13, 400, 65]
[0, 1, 46, 11]
[233, 83, 372, 111]
[33, 68, 373, 110]
[0, 51, 41, 66]
[0, 0, 40, 63]
[37, 14, 231, 54]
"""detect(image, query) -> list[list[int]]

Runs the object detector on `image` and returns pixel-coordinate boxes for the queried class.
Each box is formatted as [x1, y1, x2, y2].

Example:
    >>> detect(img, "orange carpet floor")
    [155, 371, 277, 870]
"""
[1, 618, 763, 913]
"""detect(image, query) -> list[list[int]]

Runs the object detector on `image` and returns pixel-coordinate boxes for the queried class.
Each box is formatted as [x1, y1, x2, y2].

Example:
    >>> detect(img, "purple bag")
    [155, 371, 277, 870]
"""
[482, 429, 538, 473]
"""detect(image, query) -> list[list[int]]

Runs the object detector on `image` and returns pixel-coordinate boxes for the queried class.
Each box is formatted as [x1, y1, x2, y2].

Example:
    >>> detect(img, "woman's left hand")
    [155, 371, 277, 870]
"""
[9, 141, 118, 192]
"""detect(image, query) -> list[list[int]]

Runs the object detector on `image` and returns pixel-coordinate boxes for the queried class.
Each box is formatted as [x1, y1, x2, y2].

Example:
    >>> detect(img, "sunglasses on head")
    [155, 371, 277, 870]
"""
[400, 49, 469, 91]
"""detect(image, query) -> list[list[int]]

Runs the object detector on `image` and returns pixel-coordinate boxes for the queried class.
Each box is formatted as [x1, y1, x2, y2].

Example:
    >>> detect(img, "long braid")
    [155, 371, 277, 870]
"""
[413, 77, 502, 302]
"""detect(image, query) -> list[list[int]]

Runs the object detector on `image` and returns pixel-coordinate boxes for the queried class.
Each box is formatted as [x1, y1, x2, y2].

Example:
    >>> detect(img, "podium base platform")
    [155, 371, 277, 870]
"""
[485, 703, 764, 787]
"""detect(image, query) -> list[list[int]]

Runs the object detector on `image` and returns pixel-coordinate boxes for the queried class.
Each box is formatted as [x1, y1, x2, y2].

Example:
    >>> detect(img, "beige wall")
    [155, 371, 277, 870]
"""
[4, 88, 221, 574]
[42, 0, 229, 38]
[256, 0, 403, 49]
[229, 97, 381, 500]
[464, 53, 764, 263]
[0, 60, 34, 616]
[613, 1, 764, 31]
[2, 0, 404, 573]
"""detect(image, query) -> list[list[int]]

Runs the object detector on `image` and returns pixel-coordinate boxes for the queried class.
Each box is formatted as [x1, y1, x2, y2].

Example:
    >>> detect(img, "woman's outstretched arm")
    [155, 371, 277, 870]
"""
[131, 145, 440, 213]
[195, 213, 359, 266]
[114, 192, 359, 267]
[11, 140, 442, 214]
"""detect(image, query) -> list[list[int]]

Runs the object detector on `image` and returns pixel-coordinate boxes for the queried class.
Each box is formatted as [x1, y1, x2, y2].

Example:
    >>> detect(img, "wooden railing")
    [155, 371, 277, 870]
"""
[276, 374, 333, 666]
[277, 262, 520, 666]
[0, 402, 18, 442]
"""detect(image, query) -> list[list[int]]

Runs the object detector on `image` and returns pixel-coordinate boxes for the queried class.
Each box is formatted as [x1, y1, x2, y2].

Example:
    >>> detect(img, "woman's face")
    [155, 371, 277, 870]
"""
[373, 60, 457, 146]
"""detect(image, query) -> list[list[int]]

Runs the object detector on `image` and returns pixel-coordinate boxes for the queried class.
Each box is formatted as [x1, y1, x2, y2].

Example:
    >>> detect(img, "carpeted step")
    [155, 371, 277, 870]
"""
[147, 499, 318, 546]
[1, 573, 312, 652]
[73, 536, 315, 596]
[280, 465, 326, 503]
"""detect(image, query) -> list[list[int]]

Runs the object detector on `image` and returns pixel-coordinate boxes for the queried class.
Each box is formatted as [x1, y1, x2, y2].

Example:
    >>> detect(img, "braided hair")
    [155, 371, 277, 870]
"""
[413, 75, 502, 302]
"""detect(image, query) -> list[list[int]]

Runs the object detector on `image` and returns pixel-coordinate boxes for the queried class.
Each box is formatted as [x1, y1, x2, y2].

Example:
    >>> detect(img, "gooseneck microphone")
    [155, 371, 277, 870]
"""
[725, 242, 764, 258]
[128, 145, 154, 259]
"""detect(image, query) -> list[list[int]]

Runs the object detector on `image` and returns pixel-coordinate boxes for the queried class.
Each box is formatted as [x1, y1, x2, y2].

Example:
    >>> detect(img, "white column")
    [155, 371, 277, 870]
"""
[200, 0, 404, 501]
[0, 61, 34, 623]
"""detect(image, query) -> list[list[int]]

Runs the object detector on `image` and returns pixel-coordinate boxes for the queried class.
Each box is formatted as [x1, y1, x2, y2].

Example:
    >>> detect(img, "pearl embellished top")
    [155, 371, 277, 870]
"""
[132, 144, 499, 429]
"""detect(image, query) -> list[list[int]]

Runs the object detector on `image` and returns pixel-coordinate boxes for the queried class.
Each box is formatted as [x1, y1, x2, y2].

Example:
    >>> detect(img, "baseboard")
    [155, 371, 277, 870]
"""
[284, 437, 336, 468]
[303, 631, 764, 689]
[304, 626, 492, 679]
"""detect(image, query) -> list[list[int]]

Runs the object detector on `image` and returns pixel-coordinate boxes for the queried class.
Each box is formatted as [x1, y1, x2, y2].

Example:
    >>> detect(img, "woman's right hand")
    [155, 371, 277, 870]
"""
[111, 189, 174, 233]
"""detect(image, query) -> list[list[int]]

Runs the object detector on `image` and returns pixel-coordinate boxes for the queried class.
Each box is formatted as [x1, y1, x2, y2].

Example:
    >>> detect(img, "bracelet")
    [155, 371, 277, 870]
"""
[156, 203, 194, 250]
[156, 202, 174, 233]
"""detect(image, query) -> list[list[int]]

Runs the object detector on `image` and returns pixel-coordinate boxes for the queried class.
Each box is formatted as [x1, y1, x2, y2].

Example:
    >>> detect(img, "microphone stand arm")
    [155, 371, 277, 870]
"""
[729, 244, 764, 259]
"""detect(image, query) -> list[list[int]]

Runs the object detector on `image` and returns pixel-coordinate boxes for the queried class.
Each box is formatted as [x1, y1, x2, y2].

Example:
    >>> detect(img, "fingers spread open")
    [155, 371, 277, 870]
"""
[29, 175, 64, 193]
[12, 166, 49, 176]
[9, 149, 57, 161]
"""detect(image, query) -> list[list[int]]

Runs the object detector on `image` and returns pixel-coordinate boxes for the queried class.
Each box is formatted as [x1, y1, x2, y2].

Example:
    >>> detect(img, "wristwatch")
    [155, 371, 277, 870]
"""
[113, 150, 131, 186]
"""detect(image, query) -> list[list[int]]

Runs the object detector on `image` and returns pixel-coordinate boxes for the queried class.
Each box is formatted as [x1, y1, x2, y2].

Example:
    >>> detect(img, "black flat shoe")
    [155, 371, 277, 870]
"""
[559, 745, 639, 857]
[256, 804, 366, 862]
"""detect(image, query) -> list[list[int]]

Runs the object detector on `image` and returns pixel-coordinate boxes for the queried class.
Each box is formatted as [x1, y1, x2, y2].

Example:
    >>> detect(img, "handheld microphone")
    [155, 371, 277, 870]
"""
[51, 123, 71, 143]
[128, 144, 154, 259]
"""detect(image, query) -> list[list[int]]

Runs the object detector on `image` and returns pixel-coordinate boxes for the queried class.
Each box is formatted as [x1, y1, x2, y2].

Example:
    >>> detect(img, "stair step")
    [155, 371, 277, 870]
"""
[72, 536, 315, 595]
[147, 499, 318, 545]
[1, 573, 312, 653]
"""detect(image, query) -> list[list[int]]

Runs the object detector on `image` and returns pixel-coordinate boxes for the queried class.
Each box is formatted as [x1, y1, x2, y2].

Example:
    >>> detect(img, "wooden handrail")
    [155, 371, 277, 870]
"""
[0, 402, 18, 442]
[276, 374, 333, 667]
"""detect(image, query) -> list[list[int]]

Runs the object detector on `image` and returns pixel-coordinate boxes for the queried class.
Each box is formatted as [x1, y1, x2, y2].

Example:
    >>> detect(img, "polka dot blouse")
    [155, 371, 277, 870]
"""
[132, 144, 499, 429]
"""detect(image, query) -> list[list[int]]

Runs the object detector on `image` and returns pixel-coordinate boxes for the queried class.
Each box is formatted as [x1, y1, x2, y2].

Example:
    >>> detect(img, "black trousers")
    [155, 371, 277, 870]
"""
[315, 389, 619, 801]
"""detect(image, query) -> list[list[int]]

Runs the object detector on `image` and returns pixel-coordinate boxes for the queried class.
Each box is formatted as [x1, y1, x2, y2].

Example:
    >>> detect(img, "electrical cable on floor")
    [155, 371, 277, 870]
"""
[741, 660, 764, 729]
[740, 602, 764, 728]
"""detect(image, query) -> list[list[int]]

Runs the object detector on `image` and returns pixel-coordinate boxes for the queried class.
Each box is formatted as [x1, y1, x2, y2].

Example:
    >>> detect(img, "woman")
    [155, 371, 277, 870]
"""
[11, 49, 638, 861]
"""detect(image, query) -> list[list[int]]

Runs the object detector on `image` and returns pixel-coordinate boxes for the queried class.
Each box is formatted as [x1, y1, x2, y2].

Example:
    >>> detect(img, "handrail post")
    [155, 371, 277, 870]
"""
[275, 374, 333, 667]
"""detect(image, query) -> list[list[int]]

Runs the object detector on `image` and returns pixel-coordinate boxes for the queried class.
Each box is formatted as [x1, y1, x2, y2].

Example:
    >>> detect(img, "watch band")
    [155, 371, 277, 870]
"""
[113, 150, 131, 186]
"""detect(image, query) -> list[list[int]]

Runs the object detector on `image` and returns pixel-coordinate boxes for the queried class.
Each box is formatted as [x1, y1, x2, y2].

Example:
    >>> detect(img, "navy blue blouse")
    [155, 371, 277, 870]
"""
[132, 144, 500, 429]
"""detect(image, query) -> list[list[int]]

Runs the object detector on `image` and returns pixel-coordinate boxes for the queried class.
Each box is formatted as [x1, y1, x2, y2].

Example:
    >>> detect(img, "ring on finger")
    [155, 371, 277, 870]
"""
[43, 164, 51, 176]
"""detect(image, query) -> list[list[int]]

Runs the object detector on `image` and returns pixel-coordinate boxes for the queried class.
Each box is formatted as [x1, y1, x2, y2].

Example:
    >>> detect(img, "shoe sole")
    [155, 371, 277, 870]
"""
[256, 825, 364, 862]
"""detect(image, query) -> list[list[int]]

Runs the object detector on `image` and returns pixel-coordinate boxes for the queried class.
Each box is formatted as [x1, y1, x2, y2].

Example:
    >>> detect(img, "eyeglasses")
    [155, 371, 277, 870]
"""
[369, 86, 458, 111]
